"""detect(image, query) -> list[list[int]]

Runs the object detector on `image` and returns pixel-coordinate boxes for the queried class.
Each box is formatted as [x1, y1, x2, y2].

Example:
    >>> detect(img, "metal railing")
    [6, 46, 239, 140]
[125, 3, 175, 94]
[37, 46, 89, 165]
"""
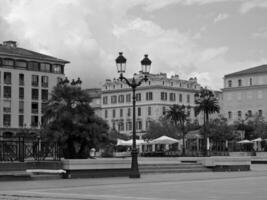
[0, 137, 61, 162]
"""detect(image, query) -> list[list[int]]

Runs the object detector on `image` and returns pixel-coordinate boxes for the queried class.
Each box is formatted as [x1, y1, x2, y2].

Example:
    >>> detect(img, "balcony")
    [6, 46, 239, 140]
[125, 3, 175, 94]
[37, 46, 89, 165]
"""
[19, 80, 24, 86]
[32, 96, 39, 100]
[4, 79, 11, 85]
[32, 82, 39, 87]
[4, 93, 11, 98]
[19, 108, 24, 113]
[3, 107, 11, 113]
[42, 82, 48, 88]
[32, 109, 38, 114]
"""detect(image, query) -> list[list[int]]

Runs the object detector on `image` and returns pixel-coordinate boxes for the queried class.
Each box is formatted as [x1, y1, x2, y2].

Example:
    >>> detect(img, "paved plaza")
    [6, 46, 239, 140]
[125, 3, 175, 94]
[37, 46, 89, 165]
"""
[0, 165, 266, 200]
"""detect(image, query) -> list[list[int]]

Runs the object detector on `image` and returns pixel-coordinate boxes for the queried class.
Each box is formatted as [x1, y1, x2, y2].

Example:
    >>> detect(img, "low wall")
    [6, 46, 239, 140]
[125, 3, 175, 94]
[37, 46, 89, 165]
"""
[229, 152, 255, 156]
[62, 159, 131, 178]
[200, 156, 251, 171]
[0, 161, 62, 171]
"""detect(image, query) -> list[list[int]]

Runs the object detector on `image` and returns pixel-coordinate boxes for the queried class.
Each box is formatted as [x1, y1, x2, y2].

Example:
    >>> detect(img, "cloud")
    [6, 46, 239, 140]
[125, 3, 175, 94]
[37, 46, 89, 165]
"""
[252, 27, 267, 39]
[214, 13, 229, 23]
[240, 0, 267, 14]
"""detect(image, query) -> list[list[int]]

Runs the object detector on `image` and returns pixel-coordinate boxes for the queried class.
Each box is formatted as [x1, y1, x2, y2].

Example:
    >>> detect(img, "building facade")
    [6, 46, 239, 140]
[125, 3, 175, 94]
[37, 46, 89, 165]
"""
[101, 73, 201, 138]
[222, 65, 267, 123]
[85, 88, 102, 117]
[0, 41, 69, 137]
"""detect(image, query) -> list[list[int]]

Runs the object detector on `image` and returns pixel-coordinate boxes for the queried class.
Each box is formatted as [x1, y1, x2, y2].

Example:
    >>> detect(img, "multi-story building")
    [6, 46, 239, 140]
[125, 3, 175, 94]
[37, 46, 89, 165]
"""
[85, 88, 102, 117]
[101, 72, 201, 138]
[0, 41, 69, 137]
[222, 64, 267, 123]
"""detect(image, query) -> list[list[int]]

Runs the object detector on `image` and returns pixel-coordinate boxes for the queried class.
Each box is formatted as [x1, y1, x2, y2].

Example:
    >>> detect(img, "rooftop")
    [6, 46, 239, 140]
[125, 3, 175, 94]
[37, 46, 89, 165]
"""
[0, 41, 69, 63]
[225, 64, 267, 78]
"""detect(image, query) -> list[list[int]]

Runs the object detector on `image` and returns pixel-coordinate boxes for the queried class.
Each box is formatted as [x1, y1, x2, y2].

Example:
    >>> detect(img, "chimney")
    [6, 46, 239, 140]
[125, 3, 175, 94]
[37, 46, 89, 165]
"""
[3, 41, 17, 48]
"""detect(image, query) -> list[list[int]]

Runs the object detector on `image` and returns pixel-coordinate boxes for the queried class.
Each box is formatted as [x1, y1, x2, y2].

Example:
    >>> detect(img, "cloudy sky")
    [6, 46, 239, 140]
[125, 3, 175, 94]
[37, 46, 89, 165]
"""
[1, 0, 267, 90]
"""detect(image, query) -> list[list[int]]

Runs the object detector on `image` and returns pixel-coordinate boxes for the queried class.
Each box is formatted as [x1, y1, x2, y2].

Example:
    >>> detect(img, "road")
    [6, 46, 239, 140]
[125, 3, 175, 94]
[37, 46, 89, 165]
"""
[0, 165, 267, 200]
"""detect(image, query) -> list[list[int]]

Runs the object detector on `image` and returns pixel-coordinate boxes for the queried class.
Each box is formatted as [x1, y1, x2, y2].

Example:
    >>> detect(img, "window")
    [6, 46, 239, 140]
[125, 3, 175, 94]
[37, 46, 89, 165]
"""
[111, 95, 117, 104]
[138, 107, 141, 116]
[41, 76, 48, 87]
[259, 110, 263, 117]
[40, 63, 51, 72]
[179, 94, 183, 102]
[228, 80, 232, 88]
[4, 72, 11, 84]
[161, 92, 167, 101]
[3, 59, 14, 66]
[32, 89, 39, 100]
[19, 115, 24, 127]
[171, 82, 173, 86]
[238, 79, 242, 87]
[146, 92, 153, 101]
[32, 102, 39, 114]
[148, 106, 151, 116]
[137, 121, 142, 130]
[170, 93, 176, 101]
[162, 106, 166, 115]
[19, 87, 24, 99]
[118, 121, 124, 131]
[238, 111, 242, 119]
[41, 103, 47, 113]
[32, 75, 39, 86]
[136, 93, 141, 101]
[249, 78, 253, 86]
[31, 116, 39, 127]
[19, 74, 24, 85]
[118, 95, 124, 103]
[120, 109, 123, 117]
[127, 108, 131, 117]
[4, 86, 11, 98]
[16, 61, 27, 68]
[41, 89, 48, 101]
[19, 101, 24, 113]
[3, 100, 11, 113]
[228, 111, 232, 119]
[103, 96, 108, 104]
[126, 121, 132, 131]
[3, 114, 11, 126]
[126, 94, 131, 102]
[112, 109, 116, 118]
[247, 110, 252, 117]
[28, 62, 39, 71]
[187, 94, 190, 103]
[53, 65, 63, 73]
[105, 110, 108, 118]
[146, 120, 151, 129]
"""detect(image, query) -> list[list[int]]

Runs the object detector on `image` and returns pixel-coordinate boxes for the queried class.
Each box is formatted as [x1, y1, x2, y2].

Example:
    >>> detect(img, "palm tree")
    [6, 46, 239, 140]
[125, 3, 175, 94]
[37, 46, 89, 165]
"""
[42, 79, 109, 159]
[166, 104, 190, 156]
[194, 87, 220, 156]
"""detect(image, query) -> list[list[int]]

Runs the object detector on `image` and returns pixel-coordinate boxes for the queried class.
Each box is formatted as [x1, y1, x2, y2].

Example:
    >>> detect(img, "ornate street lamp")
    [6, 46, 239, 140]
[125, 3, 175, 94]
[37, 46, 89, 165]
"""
[115, 52, 151, 178]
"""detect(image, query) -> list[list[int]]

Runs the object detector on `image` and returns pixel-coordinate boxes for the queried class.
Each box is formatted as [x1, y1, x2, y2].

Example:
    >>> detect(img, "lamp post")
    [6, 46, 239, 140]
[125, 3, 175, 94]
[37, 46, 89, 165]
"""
[115, 52, 151, 178]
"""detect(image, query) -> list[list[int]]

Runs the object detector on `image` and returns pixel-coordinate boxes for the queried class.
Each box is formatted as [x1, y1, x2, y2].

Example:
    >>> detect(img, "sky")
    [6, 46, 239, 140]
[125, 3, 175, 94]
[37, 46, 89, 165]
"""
[1, 0, 267, 90]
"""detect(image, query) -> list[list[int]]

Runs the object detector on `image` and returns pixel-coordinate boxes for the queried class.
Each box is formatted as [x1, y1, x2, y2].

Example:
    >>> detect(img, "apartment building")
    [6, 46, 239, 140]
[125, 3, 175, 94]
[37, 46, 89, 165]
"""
[222, 64, 267, 123]
[101, 72, 201, 137]
[0, 41, 69, 137]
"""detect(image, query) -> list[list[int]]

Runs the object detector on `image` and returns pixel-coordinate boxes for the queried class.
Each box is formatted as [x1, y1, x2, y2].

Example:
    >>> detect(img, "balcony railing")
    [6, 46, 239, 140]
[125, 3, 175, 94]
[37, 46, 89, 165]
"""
[32, 109, 38, 114]
[3, 107, 11, 113]
[32, 82, 39, 87]
[42, 82, 48, 87]
[32, 96, 39, 100]
[4, 93, 11, 98]
[4, 79, 11, 84]
[19, 80, 24, 86]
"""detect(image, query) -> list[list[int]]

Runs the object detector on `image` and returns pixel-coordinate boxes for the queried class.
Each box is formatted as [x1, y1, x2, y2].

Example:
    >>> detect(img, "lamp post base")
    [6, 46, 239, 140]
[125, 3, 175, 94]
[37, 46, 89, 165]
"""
[129, 149, 140, 178]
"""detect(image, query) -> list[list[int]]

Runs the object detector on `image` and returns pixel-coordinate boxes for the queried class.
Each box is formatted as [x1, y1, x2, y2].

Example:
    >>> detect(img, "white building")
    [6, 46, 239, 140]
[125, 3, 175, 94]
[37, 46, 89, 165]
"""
[101, 72, 201, 138]
[222, 64, 267, 123]
[0, 41, 69, 137]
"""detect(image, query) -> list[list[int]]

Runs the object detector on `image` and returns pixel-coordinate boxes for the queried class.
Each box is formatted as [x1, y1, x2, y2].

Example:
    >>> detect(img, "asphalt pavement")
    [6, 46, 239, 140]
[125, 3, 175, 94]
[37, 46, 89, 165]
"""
[0, 164, 267, 199]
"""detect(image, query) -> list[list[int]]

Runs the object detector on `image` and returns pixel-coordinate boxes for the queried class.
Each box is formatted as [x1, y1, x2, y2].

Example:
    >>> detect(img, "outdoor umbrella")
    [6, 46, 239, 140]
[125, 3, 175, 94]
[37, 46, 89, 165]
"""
[116, 139, 146, 146]
[251, 138, 262, 142]
[237, 140, 253, 144]
[150, 135, 179, 145]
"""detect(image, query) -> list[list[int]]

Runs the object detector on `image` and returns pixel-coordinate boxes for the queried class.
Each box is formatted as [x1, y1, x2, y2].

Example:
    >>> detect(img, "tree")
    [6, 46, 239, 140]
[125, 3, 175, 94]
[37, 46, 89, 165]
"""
[206, 117, 236, 151]
[165, 104, 191, 156]
[42, 78, 109, 159]
[194, 87, 220, 156]
[144, 118, 179, 140]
